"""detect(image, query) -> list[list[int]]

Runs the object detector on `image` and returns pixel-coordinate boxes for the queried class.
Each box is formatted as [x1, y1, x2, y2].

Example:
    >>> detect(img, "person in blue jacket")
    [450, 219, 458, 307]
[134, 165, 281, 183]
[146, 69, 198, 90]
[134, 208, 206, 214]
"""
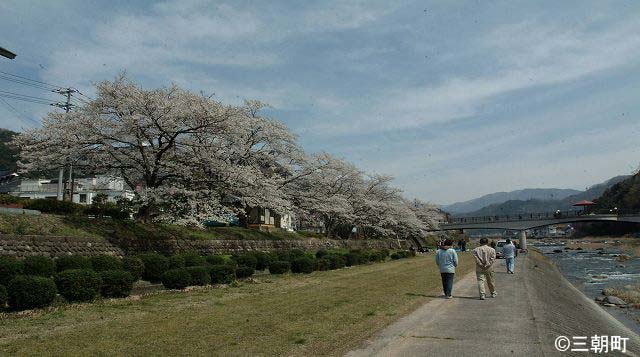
[435, 239, 458, 299]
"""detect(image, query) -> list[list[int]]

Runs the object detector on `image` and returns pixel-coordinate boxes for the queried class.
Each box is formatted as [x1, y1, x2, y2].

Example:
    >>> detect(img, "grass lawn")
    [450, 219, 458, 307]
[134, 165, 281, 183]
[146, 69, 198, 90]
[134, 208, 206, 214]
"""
[0, 254, 474, 356]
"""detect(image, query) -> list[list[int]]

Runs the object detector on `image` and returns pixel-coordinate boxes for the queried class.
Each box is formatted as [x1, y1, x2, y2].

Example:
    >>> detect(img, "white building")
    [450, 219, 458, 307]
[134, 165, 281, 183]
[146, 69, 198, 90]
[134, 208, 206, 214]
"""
[12, 176, 134, 205]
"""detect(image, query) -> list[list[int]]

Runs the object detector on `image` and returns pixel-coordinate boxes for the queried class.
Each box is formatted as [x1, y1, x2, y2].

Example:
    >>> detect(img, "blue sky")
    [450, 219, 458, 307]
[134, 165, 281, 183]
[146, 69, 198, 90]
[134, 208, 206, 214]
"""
[1, 0, 639, 205]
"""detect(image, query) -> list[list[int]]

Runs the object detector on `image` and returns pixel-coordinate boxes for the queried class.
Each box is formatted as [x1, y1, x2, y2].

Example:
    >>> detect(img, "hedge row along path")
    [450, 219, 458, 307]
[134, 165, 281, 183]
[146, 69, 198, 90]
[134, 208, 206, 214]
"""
[0, 255, 474, 355]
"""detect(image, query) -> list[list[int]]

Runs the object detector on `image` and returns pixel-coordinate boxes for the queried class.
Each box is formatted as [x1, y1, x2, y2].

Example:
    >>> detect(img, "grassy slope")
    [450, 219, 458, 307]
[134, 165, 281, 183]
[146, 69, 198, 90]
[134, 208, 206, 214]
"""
[0, 213, 310, 241]
[0, 254, 474, 356]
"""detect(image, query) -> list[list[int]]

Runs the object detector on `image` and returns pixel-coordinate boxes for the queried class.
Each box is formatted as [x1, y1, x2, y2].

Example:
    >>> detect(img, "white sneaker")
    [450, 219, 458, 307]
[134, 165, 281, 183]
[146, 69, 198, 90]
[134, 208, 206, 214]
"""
[480, 294, 486, 300]
[491, 292, 498, 298]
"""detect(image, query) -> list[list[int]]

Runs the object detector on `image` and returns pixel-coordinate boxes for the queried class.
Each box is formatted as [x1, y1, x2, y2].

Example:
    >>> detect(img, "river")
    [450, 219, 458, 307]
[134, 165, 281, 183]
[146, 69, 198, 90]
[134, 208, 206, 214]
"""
[534, 240, 640, 335]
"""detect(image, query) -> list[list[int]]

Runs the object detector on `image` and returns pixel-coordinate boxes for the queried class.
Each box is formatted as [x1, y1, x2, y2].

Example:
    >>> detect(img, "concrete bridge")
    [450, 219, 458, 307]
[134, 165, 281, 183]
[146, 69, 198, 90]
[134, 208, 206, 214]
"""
[436, 210, 640, 249]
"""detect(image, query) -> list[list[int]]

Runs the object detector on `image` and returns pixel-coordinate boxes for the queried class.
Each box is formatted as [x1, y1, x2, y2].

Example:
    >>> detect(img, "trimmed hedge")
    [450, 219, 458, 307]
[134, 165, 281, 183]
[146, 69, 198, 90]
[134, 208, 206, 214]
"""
[235, 266, 255, 279]
[161, 268, 192, 290]
[8, 275, 57, 310]
[315, 249, 329, 259]
[209, 265, 235, 284]
[99, 270, 134, 298]
[291, 257, 315, 274]
[205, 255, 226, 266]
[90, 255, 123, 272]
[55, 269, 102, 302]
[22, 199, 84, 215]
[137, 254, 169, 283]
[168, 255, 186, 269]
[390, 251, 412, 260]
[316, 258, 331, 271]
[0, 284, 7, 307]
[324, 254, 347, 270]
[22, 256, 56, 277]
[233, 254, 257, 269]
[0, 256, 23, 285]
[253, 251, 272, 271]
[268, 261, 291, 275]
[181, 252, 206, 267]
[55, 255, 92, 272]
[186, 266, 211, 286]
[122, 257, 145, 281]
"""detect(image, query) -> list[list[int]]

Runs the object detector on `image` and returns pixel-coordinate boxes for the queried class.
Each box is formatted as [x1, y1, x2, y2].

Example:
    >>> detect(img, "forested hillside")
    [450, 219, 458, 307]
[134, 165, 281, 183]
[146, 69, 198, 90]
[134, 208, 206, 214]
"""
[596, 172, 640, 210]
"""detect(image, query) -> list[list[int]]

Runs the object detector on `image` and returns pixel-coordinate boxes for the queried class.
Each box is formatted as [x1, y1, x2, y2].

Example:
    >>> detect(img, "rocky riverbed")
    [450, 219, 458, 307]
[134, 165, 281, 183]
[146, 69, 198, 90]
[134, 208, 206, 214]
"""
[535, 240, 640, 334]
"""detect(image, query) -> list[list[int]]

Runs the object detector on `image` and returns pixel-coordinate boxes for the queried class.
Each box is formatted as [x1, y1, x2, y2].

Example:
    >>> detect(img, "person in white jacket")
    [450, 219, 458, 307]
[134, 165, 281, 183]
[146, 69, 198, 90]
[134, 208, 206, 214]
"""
[502, 238, 517, 274]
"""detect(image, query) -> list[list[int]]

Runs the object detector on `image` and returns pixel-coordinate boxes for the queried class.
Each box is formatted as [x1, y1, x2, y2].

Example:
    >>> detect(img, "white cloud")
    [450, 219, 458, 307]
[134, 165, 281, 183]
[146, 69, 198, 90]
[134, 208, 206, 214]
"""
[310, 17, 640, 135]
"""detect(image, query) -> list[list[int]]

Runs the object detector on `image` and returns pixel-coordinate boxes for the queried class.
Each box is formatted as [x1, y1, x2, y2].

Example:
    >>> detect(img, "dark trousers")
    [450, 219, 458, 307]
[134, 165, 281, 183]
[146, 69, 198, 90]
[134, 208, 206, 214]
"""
[441, 272, 455, 297]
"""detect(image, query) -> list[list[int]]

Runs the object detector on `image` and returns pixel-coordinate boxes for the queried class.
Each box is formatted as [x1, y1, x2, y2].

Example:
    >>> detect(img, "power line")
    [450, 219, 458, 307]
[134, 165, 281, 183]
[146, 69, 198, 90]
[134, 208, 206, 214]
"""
[0, 93, 52, 105]
[0, 70, 63, 90]
[0, 74, 55, 91]
[0, 89, 56, 103]
[0, 97, 41, 127]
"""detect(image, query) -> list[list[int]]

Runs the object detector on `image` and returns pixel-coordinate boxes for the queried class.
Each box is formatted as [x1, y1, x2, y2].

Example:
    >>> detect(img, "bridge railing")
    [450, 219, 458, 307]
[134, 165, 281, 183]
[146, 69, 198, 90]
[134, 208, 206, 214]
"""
[443, 208, 639, 225]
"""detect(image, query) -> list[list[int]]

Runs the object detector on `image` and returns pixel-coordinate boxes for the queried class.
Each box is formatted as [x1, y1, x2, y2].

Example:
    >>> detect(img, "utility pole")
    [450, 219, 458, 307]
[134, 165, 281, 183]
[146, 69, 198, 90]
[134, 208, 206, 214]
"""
[53, 88, 76, 201]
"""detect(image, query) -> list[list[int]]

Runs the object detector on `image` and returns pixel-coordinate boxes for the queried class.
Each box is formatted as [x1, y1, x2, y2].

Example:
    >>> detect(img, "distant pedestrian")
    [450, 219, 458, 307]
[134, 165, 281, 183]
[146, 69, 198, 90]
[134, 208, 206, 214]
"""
[473, 238, 497, 300]
[435, 239, 458, 299]
[460, 238, 467, 252]
[502, 238, 516, 274]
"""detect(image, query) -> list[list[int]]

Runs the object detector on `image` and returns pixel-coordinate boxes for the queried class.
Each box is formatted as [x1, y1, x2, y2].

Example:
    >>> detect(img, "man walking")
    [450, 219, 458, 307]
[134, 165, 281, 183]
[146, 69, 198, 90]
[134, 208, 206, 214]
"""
[502, 238, 516, 274]
[473, 238, 496, 300]
[435, 239, 458, 299]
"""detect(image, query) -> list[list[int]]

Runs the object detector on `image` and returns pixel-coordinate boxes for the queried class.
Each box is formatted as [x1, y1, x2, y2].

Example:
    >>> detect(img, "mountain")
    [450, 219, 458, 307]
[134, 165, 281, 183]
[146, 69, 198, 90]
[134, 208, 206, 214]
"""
[456, 175, 630, 217]
[0, 128, 18, 172]
[443, 188, 581, 214]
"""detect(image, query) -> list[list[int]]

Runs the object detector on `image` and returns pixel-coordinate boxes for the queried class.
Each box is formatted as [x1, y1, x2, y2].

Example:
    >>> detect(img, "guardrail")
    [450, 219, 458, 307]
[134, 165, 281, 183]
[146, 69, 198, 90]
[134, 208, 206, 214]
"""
[443, 208, 640, 224]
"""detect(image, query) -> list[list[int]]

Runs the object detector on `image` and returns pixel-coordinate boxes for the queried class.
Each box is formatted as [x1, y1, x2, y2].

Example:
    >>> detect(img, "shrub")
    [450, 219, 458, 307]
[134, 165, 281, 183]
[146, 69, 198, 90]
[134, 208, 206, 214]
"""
[186, 266, 211, 286]
[253, 251, 272, 271]
[325, 254, 347, 270]
[235, 266, 255, 279]
[205, 255, 226, 266]
[168, 255, 186, 269]
[291, 257, 315, 274]
[55, 269, 102, 302]
[55, 255, 91, 272]
[22, 256, 56, 277]
[380, 249, 390, 258]
[8, 275, 57, 310]
[137, 254, 169, 283]
[90, 255, 123, 272]
[390, 252, 401, 260]
[99, 270, 134, 298]
[269, 261, 291, 275]
[315, 249, 328, 259]
[345, 251, 366, 266]
[369, 250, 386, 262]
[0, 285, 7, 307]
[209, 265, 235, 284]
[0, 256, 23, 285]
[233, 253, 258, 269]
[22, 198, 84, 215]
[181, 252, 206, 267]
[390, 251, 412, 260]
[122, 257, 144, 281]
[316, 258, 331, 271]
[161, 268, 192, 290]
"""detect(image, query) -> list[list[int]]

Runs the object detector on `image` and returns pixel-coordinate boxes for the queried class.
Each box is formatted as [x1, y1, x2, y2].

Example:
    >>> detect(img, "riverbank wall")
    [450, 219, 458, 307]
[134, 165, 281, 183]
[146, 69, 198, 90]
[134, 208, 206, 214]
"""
[525, 250, 640, 354]
[0, 234, 409, 258]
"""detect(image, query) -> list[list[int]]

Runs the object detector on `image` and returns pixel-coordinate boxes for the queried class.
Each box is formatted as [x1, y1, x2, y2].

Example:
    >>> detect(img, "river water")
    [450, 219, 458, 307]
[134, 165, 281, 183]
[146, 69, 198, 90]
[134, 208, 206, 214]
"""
[535, 242, 640, 335]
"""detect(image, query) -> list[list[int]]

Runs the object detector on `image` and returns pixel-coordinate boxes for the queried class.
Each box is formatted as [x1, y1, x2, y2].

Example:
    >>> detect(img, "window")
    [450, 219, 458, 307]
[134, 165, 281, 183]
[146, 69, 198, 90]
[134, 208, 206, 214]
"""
[79, 194, 87, 203]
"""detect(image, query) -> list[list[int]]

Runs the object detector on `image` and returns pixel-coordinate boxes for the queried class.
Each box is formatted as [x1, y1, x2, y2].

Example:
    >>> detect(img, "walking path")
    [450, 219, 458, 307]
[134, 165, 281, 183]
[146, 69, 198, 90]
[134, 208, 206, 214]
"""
[348, 252, 640, 356]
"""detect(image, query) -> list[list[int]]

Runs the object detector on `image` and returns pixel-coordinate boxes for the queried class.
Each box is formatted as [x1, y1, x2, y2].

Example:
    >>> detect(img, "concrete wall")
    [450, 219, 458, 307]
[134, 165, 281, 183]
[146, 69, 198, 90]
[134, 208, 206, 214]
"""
[0, 234, 410, 258]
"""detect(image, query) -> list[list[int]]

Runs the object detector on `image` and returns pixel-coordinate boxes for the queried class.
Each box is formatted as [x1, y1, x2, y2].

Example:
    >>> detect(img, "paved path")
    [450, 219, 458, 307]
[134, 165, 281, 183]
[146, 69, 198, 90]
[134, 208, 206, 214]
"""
[348, 253, 640, 356]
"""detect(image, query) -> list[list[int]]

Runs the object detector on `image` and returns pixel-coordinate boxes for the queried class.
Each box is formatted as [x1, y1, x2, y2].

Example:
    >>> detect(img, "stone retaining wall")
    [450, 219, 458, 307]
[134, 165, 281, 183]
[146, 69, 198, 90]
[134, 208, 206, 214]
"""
[0, 234, 410, 258]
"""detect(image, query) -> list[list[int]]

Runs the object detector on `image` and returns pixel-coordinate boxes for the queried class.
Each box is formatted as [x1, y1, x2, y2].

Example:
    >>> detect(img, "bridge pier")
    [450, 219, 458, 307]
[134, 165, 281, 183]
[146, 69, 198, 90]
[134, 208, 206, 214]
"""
[519, 230, 527, 250]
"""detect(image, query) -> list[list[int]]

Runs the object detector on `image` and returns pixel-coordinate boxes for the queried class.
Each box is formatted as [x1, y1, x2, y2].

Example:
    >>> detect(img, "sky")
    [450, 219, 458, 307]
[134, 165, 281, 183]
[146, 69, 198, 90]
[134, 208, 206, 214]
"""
[1, 0, 639, 205]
